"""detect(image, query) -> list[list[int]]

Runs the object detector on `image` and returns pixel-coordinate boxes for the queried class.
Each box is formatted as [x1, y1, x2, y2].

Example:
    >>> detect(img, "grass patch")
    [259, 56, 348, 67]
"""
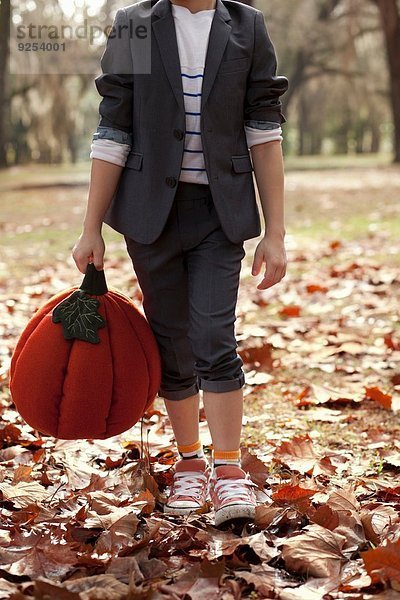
[284, 152, 395, 171]
[1, 160, 400, 280]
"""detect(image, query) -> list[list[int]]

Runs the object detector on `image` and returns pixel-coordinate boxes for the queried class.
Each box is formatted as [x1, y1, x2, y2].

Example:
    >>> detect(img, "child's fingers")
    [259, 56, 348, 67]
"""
[257, 263, 277, 289]
[72, 250, 92, 274]
[92, 249, 104, 271]
[257, 260, 287, 290]
[251, 245, 264, 275]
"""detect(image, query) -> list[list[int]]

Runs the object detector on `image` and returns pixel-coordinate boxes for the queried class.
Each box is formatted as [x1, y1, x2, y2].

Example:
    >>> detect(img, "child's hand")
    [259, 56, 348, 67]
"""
[251, 233, 287, 290]
[72, 231, 105, 274]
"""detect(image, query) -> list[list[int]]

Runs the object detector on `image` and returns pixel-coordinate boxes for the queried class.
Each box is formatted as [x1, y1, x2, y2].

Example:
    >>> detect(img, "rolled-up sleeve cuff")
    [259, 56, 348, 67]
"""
[245, 124, 282, 148]
[92, 125, 133, 146]
[245, 120, 281, 130]
[90, 139, 131, 167]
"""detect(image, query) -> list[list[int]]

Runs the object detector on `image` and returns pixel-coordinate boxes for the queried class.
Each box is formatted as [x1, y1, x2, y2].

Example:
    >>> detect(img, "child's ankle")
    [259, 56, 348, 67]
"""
[177, 439, 205, 460]
[212, 448, 241, 468]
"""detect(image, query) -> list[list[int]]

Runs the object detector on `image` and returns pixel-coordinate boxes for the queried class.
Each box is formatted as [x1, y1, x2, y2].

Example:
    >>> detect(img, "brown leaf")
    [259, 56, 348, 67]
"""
[311, 383, 363, 406]
[0, 481, 49, 508]
[365, 386, 392, 410]
[274, 434, 334, 475]
[62, 574, 129, 598]
[360, 503, 399, 546]
[392, 372, 400, 386]
[306, 283, 328, 293]
[310, 505, 340, 531]
[12, 465, 33, 484]
[197, 527, 277, 563]
[238, 341, 274, 370]
[10, 502, 41, 527]
[279, 305, 301, 317]
[166, 558, 226, 600]
[272, 483, 319, 513]
[233, 562, 278, 597]
[330, 240, 342, 251]
[281, 523, 348, 578]
[278, 576, 342, 599]
[385, 334, 400, 351]
[199, 556, 225, 580]
[157, 562, 202, 597]
[32, 448, 46, 463]
[361, 539, 400, 585]
[0, 530, 78, 580]
[244, 532, 279, 562]
[88, 491, 124, 515]
[0, 424, 21, 444]
[33, 579, 81, 599]
[240, 447, 270, 488]
[326, 486, 360, 513]
[254, 504, 284, 529]
[131, 489, 156, 515]
[93, 512, 140, 555]
[105, 456, 124, 469]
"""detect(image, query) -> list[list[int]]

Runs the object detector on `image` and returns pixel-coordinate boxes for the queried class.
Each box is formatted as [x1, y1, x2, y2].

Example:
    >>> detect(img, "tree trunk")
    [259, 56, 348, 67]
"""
[369, 121, 381, 153]
[298, 93, 308, 156]
[374, 0, 400, 162]
[0, 0, 11, 168]
[310, 131, 323, 155]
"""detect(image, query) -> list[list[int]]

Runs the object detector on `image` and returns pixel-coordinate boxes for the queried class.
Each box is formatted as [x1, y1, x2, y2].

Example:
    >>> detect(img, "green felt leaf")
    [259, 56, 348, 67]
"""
[52, 290, 106, 344]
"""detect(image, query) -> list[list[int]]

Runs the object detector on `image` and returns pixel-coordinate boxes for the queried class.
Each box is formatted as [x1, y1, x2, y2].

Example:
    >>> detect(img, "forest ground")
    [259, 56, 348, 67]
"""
[0, 158, 399, 599]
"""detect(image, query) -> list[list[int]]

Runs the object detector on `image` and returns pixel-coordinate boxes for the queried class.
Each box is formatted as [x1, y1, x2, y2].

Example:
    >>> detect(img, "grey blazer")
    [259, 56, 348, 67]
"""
[95, 0, 289, 245]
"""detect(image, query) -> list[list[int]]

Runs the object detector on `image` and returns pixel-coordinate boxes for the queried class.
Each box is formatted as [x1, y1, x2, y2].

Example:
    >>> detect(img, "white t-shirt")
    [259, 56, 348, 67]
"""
[172, 3, 215, 184]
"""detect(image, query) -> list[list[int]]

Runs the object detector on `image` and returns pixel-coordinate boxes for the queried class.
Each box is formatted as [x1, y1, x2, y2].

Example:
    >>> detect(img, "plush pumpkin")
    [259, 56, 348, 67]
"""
[9, 263, 161, 440]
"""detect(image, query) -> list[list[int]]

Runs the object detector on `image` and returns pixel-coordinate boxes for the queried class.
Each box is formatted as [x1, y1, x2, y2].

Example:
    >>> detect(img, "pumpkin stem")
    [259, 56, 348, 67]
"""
[80, 263, 108, 296]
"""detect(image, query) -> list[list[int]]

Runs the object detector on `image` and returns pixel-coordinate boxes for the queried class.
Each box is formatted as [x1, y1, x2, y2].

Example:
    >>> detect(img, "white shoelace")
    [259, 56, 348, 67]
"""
[172, 471, 208, 498]
[213, 477, 256, 501]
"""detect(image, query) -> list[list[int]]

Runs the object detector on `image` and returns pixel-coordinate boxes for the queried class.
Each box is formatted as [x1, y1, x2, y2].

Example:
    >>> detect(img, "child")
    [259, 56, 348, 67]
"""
[72, 0, 288, 527]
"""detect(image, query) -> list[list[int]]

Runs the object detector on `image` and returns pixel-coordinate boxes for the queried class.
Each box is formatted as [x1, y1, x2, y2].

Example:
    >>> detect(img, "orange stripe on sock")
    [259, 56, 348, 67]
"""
[177, 440, 202, 454]
[213, 449, 241, 460]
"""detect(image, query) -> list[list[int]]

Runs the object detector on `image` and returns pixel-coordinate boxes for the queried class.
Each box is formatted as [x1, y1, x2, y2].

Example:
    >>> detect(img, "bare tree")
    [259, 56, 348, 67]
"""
[0, 0, 10, 168]
[371, 0, 400, 162]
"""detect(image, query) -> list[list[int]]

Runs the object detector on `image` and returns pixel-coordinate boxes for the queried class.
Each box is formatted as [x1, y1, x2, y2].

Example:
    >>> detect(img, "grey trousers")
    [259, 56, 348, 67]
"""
[124, 180, 246, 401]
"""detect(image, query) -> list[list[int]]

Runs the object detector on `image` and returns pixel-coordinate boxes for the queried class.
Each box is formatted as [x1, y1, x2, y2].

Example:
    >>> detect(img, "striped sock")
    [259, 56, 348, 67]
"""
[213, 449, 241, 468]
[177, 440, 205, 460]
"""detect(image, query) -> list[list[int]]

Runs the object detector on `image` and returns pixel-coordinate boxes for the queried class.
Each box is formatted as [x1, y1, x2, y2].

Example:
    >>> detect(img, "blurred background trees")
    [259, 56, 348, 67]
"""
[0, 0, 398, 168]
[373, 0, 400, 161]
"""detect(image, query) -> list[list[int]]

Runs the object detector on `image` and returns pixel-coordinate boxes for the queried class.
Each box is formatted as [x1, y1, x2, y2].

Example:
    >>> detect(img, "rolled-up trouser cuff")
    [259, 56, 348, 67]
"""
[198, 371, 245, 393]
[158, 381, 200, 401]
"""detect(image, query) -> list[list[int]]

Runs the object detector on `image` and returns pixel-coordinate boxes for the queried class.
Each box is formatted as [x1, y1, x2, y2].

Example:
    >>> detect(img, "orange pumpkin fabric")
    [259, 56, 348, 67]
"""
[9, 265, 161, 440]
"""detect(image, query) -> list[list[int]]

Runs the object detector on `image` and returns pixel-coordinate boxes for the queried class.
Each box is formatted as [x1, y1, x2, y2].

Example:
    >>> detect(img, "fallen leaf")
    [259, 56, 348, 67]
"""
[361, 539, 400, 586]
[365, 386, 392, 410]
[281, 523, 348, 578]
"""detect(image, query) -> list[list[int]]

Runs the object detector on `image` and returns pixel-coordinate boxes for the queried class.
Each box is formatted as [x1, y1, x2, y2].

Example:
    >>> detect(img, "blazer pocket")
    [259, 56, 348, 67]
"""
[231, 154, 253, 173]
[125, 152, 143, 170]
[218, 57, 249, 74]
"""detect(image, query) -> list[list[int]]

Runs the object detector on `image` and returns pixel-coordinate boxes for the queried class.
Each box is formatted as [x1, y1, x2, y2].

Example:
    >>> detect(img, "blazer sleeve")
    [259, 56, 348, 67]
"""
[244, 11, 289, 125]
[94, 8, 134, 134]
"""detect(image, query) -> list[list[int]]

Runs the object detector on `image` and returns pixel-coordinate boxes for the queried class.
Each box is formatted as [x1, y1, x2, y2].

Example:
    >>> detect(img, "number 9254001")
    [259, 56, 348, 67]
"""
[17, 42, 66, 52]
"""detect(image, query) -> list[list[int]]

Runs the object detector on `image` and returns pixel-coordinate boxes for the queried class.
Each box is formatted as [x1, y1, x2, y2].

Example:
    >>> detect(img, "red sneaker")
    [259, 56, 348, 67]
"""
[210, 465, 258, 526]
[164, 457, 212, 515]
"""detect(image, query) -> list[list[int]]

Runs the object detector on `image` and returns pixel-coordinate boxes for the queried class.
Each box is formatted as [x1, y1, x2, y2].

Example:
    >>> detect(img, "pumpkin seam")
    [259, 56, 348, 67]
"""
[108, 294, 154, 407]
[100, 297, 115, 438]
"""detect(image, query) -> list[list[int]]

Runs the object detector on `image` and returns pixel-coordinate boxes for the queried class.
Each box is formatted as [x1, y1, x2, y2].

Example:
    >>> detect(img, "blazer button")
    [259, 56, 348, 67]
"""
[173, 129, 184, 141]
[165, 176, 177, 188]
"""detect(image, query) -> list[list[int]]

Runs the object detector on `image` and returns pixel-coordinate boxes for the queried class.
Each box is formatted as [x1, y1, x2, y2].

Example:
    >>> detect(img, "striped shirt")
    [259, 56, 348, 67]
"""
[172, 3, 215, 184]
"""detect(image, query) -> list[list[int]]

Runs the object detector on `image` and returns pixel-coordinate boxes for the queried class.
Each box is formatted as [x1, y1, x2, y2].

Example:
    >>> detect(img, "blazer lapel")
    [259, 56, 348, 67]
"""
[201, 0, 232, 110]
[151, 0, 232, 113]
[152, 0, 184, 113]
